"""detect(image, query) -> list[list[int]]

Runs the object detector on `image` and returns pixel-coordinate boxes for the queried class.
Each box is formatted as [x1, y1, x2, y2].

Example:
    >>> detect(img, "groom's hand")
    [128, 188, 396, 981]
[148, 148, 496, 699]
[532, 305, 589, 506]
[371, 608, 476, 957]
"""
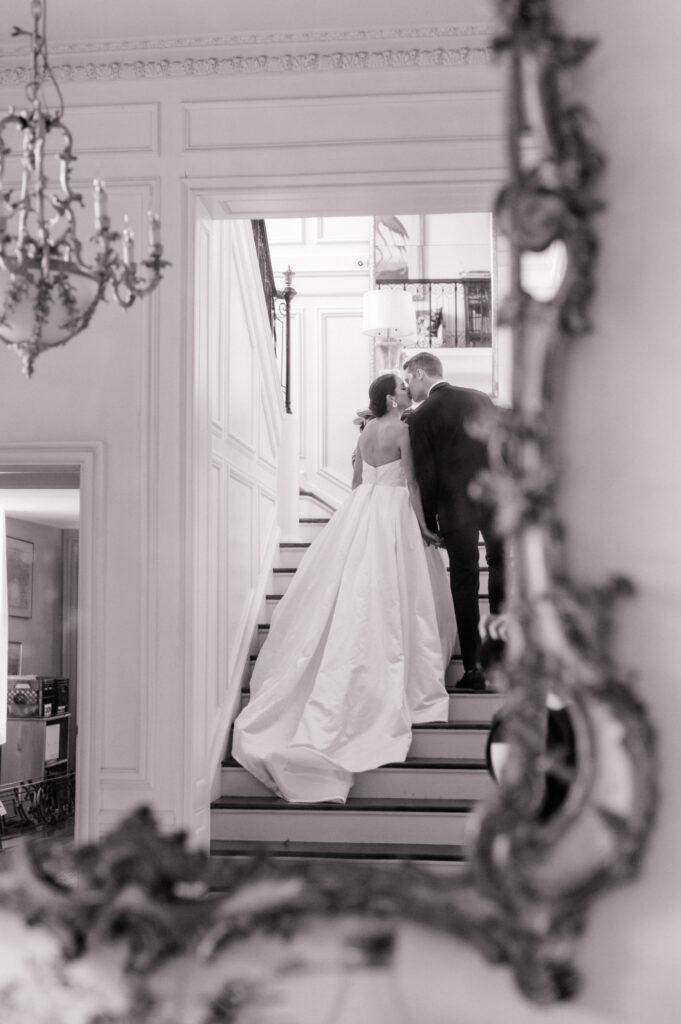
[421, 528, 444, 547]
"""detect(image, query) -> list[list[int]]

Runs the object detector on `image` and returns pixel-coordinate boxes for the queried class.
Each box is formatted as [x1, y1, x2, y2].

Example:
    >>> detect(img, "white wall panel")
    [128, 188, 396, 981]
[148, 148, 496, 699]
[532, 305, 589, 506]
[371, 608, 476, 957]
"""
[183, 92, 502, 152]
[209, 223, 226, 430]
[67, 104, 159, 155]
[258, 386, 278, 468]
[259, 490, 277, 571]
[226, 470, 254, 659]
[226, 284, 256, 451]
[319, 310, 371, 488]
[207, 458, 224, 715]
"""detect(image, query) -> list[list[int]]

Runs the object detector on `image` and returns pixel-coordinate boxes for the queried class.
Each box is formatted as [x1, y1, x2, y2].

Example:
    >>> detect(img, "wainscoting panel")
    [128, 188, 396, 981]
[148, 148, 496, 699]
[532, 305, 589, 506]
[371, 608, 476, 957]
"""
[258, 384, 278, 469]
[208, 457, 226, 714]
[208, 221, 226, 432]
[66, 103, 160, 156]
[183, 92, 502, 153]
[226, 470, 255, 659]
[259, 489, 277, 573]
[318, 309, 372, 497]
[226, 271, 256, 453]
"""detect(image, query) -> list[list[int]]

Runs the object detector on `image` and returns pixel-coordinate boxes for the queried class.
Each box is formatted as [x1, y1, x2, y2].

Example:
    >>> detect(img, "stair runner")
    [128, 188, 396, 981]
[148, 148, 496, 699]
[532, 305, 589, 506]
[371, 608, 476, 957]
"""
[211, 515, 503, 878]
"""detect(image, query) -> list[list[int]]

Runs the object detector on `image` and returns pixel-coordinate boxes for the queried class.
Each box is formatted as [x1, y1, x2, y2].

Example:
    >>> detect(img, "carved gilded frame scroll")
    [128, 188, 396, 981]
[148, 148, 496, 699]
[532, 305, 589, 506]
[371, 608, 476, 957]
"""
[0, 1, 658, 1016]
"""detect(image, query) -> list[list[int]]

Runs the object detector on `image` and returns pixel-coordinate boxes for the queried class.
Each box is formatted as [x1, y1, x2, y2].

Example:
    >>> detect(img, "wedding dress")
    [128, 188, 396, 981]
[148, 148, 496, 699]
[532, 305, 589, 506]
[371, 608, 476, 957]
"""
[231, 458, 456, 803]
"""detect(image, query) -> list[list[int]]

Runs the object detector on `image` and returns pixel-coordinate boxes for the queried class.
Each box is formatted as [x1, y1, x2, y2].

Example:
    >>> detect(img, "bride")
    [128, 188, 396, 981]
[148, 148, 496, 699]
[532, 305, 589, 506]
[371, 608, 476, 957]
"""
[232, 371, 456, 803]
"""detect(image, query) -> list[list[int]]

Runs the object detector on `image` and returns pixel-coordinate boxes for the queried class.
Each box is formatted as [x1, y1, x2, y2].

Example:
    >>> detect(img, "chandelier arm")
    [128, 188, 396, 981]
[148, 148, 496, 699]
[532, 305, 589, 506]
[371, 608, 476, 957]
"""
[107, 254, 169, 309]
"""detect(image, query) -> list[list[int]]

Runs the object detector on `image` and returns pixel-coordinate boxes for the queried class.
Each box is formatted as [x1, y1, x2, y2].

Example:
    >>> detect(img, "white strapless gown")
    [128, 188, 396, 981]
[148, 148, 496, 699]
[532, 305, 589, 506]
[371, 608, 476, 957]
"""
[231, 459, 456, 803]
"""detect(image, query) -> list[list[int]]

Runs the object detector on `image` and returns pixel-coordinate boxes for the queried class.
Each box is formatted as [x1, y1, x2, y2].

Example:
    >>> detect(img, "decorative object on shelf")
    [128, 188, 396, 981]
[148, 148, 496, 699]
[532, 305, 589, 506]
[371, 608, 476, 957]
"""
[0, 2, 659, 1016]
[5, 536, 33, 618]
[0, 0, 169, 377]
[362, 287, 415, 371]
[416, 306, 443, 347]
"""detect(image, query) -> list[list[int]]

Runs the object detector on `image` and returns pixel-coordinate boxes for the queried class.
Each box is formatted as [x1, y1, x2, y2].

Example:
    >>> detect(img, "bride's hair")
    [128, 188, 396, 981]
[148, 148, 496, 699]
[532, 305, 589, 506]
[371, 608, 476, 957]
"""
[368, 373, 398, 418]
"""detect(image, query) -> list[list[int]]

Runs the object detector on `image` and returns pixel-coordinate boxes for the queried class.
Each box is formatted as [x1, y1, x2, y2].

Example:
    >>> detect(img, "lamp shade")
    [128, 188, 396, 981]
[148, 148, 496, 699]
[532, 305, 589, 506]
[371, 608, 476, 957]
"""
[362, 288, 415, 339]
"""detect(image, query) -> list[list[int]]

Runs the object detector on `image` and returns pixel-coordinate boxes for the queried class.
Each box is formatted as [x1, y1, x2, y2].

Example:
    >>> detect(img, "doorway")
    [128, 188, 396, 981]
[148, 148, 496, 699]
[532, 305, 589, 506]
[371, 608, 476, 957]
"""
[0, 470, 80, 847]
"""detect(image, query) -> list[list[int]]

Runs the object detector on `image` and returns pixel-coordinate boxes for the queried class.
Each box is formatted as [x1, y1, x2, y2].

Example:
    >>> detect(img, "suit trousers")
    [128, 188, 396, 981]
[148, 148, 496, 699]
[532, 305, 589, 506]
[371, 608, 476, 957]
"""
[442, 513, 505, 672]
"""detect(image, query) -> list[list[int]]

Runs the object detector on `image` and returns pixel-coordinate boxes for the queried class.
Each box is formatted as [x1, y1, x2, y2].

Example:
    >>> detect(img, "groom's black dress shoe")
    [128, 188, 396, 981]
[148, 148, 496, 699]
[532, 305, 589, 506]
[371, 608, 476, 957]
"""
[455, 668, 486, 691]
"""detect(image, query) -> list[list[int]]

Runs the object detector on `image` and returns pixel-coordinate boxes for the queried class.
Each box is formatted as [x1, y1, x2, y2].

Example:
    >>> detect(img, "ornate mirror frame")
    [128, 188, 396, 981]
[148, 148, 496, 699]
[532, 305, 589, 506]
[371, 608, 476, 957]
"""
[0, 0, 658, 1017]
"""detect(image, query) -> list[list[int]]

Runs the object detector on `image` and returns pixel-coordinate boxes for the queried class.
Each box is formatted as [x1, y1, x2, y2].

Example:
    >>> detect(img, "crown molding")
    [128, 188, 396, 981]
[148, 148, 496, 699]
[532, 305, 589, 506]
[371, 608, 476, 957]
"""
[0, 21, 495, 85]
[0, 44, 493, 86]
[0, 23, 495, 59]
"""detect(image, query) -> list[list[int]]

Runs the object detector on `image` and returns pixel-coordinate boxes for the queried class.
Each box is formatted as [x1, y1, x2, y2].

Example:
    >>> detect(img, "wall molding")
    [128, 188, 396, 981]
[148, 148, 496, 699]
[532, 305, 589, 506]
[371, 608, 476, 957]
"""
[0, 22, 494, 59]
[0, 45, 492, 87]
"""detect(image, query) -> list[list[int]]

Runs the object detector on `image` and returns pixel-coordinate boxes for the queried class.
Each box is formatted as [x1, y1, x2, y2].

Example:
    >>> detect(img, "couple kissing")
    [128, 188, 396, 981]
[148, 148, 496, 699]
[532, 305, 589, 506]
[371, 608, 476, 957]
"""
[233, 351, 505, 804]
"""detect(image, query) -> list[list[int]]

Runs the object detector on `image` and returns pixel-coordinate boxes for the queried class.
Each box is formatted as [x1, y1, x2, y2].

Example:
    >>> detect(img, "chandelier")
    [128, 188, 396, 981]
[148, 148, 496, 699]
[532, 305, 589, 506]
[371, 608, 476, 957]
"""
[0, 0, 169, 377]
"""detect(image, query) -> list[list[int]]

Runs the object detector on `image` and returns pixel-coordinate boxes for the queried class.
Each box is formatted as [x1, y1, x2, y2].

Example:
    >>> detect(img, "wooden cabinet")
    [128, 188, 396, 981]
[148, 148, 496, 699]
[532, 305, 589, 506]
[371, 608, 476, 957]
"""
[0, 714, 71, 786]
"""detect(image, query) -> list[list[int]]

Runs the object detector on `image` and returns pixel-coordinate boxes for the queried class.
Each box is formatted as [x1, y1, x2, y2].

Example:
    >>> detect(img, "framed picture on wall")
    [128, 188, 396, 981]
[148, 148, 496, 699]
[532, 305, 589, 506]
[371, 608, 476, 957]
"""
[7, 640, 22, 675]
[6, 537, 34, 618]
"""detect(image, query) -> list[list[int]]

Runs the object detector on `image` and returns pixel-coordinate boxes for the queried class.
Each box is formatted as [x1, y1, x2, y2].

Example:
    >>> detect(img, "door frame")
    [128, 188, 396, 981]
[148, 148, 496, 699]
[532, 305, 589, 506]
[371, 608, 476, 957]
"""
[0, 441, 104, 843]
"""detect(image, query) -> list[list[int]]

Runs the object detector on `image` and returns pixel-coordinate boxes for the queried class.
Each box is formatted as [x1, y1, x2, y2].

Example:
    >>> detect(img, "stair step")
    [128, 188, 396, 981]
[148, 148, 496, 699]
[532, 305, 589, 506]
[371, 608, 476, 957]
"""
[268, 568, 297, 596]
[210, 795, 475, 845]
[209, 840, 468, 878]
[236, 687, 503, 726]
[298, 517, 331, 541]
[220, 759, 494, 800]
[243, 652, 501, 699]
[409, 724, 488, 760]
[298, 493, 336, 518]
[273, 543, 491, 575]
[275, 542, 312, 569]
[263, 577, 488, 621]
[252, 613, 489, 656]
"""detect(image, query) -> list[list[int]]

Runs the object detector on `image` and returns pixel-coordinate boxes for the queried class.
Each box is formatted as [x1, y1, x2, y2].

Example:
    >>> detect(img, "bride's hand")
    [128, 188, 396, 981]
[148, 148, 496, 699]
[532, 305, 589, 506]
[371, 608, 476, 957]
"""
[421, 527, 442, 547]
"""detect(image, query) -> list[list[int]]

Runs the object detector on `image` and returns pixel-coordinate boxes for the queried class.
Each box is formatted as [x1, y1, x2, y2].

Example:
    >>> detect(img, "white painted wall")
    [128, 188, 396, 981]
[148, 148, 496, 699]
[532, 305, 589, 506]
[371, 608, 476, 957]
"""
[189, 216, 283, 839]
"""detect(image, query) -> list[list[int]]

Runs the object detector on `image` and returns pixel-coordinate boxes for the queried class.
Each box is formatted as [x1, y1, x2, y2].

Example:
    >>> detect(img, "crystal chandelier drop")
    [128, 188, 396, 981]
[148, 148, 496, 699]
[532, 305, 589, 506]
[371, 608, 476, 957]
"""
[0, 0, 169, 377]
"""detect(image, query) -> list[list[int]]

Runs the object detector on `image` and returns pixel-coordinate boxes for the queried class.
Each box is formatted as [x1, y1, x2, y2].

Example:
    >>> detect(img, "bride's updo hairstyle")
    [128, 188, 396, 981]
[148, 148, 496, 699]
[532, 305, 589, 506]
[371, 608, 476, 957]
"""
[368, 373, 397, 418]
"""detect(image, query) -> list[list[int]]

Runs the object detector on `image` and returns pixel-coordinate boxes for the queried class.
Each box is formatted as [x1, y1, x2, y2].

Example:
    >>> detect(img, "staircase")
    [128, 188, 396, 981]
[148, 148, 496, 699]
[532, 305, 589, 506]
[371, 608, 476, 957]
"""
[210, 509, 504, 878]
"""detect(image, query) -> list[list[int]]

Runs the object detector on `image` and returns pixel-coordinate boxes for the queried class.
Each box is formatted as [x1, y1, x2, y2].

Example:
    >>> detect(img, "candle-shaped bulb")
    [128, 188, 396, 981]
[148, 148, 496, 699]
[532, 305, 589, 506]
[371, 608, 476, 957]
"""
[122, 216, 135, 265]
[147, 212, 161, 249]
[93, 177, 108, 229]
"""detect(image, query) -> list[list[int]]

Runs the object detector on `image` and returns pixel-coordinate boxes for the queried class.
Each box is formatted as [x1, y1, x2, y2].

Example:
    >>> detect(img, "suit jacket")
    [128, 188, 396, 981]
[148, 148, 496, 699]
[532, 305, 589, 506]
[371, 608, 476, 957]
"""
[407, 382, 495, 535]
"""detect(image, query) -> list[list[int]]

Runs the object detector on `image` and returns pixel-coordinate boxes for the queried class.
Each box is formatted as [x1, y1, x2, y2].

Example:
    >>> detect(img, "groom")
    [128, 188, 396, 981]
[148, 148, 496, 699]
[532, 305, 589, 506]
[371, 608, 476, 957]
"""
[403, 352, 505, 690]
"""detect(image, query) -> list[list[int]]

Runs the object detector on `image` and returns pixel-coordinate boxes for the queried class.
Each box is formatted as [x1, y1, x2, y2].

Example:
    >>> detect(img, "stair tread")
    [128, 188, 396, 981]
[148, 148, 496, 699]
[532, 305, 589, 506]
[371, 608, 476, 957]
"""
[299, 518, 331, 524]
[412, 721, 489, 730]
[210, 839, 467, 859]
[241, 675, 501, 695]
[212, 795, 476, 812]
[222, 755, 488, 770]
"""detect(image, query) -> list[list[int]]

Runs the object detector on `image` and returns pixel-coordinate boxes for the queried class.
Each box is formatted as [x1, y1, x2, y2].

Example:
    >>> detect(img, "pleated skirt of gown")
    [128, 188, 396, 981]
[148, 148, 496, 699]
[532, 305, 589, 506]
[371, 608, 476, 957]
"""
[232, 459, 456, 803]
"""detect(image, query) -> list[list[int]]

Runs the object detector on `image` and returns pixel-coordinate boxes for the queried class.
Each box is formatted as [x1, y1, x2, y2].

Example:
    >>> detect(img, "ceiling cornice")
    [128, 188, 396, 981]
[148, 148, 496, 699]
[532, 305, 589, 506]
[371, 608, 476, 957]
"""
[0, 45, 493, 86]
[0, 23, 495, 84]
[0, 23, 495, 59]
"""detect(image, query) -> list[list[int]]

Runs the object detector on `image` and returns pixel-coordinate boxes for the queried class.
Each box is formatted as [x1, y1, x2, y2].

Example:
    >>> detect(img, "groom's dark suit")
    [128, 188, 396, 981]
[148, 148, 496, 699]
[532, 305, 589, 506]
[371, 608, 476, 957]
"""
[407, 381, 505, 673]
